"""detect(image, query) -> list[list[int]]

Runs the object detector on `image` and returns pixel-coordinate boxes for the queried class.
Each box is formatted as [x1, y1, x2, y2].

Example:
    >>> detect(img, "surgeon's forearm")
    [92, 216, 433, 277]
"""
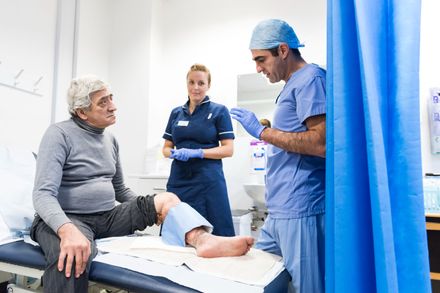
[260, 126, 325, 158]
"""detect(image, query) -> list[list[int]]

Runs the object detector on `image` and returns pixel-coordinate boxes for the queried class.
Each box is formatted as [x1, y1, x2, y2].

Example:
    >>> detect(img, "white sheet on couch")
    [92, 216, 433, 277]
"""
[96, 235, 285, 291]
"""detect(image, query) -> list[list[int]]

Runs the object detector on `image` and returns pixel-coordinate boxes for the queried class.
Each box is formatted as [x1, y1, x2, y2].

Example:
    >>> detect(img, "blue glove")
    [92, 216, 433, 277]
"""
[230, 107, 266, 139]
[170, 148, 204, 161]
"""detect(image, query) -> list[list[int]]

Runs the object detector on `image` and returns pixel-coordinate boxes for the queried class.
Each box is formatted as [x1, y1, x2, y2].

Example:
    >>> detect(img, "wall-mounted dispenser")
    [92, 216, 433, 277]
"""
[428, 88, 440, 154]
[250, 140, 268, 173]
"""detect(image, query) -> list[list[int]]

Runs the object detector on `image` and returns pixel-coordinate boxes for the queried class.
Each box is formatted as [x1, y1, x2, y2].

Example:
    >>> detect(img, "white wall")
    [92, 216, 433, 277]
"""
[0, 0, 57, 151]
[51, 0, 78, 123]
[420, 0, 440, 174]
[76, 0, 111, 79]
[75, 0, 153, 174]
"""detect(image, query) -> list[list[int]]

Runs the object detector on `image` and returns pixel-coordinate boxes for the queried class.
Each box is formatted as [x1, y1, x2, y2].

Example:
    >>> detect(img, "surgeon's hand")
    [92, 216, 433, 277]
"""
[230, 107, 266, 139]
[57, 223, 91, 278]
[170, 148, 204, 161]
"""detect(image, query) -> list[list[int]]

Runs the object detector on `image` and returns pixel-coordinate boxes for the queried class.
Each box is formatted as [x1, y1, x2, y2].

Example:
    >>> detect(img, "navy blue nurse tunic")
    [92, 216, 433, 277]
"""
[163, 96, 235, 236]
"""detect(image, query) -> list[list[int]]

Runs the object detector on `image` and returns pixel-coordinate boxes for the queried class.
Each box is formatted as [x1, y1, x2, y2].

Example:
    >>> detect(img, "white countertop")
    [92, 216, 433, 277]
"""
[127, 173, 169, 179]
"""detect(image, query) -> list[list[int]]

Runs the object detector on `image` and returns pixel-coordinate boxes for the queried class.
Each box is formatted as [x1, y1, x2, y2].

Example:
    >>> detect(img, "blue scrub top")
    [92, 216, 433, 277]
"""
[266, 63, 326, 218]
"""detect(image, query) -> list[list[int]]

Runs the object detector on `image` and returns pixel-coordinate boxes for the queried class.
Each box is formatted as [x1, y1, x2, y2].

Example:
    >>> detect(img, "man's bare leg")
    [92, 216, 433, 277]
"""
[155, 192, 255, 257]
[186, 228, 254, 258]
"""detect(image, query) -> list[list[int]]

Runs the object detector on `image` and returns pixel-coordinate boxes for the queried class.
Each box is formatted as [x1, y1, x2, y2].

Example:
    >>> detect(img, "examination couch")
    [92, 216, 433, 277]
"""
[0, 239, 290, 292]
[0, 240, 198, 292]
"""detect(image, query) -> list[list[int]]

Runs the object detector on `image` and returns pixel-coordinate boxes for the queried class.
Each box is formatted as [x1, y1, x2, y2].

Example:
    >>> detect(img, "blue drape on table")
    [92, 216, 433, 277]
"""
[326, 0, 431, 292]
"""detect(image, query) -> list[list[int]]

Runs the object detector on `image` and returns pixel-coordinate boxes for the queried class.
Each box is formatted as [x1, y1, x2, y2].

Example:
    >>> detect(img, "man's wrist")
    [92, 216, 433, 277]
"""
[258, 126, 267, 139]
[57, 222, 74, 237]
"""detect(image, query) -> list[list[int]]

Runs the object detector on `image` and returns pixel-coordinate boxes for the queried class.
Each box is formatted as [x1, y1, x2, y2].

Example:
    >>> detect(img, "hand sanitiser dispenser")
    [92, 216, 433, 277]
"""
[428, 88, 440, 154]
[250, 140, 267, 172]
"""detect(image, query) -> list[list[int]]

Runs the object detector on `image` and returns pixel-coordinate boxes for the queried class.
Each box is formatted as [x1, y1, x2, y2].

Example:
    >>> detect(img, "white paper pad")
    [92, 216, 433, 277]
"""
[96, 235, 285, 290]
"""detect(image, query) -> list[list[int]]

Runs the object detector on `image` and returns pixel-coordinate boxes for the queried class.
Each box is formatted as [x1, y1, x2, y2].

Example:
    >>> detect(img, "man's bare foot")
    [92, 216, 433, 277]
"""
[187, 230, 254, 258]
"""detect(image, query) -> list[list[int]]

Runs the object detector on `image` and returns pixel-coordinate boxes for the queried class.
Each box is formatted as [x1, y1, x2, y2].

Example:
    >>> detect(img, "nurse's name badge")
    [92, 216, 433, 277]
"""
[177, 120, 189, 127]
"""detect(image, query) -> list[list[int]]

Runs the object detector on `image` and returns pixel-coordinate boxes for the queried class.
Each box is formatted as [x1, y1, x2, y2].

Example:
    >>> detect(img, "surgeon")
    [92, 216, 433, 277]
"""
[31, 75, 254, 293]
[162, 63, 235, 236]
[230, 19, 326, 292]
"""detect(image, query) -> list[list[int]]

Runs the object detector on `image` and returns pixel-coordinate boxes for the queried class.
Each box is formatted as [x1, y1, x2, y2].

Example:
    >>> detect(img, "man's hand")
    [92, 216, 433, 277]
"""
[230, 107, 266, 139]
[57, 223, 91, 278]
[170, 148, 204, 161]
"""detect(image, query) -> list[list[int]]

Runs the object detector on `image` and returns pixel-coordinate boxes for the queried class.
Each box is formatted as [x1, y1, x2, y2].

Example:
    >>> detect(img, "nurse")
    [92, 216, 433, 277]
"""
[162, 63, 235, 236]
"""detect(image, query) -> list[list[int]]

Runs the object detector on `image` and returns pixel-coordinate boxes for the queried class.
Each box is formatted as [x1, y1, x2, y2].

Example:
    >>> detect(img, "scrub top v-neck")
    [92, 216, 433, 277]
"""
[163, 96, 235, 236]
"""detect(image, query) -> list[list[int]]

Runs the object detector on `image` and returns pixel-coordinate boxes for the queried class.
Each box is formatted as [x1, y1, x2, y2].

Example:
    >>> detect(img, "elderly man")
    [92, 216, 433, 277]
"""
[231, 19, 326, 292]
[31, 75, 254, 293]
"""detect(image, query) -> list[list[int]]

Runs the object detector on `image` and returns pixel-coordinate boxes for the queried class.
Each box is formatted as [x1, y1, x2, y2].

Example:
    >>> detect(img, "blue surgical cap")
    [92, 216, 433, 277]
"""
[249, 19, 304, 50]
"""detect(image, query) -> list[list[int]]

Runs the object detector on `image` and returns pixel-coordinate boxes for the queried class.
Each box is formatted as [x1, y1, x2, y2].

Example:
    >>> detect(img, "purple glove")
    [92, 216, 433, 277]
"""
[230, 107, 266, 139]
[170, 148, 204, 161]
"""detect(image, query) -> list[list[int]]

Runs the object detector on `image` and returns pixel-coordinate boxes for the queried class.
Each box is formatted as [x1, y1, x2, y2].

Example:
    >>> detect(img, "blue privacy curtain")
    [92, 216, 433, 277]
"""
[326, 0, 431, 292]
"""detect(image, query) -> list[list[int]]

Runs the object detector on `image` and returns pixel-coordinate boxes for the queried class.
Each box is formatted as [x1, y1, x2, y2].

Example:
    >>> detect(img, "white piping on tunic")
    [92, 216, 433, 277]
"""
[219, 131, 234, 135]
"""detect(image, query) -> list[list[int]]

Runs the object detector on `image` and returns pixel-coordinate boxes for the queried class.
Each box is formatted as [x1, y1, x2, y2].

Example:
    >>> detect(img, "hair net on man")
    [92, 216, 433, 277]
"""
[249, 19, 304, 50]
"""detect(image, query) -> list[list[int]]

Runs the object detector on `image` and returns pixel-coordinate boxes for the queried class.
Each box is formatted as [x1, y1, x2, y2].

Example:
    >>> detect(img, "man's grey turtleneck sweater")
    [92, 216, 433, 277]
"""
[33, 117, 137, 233]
